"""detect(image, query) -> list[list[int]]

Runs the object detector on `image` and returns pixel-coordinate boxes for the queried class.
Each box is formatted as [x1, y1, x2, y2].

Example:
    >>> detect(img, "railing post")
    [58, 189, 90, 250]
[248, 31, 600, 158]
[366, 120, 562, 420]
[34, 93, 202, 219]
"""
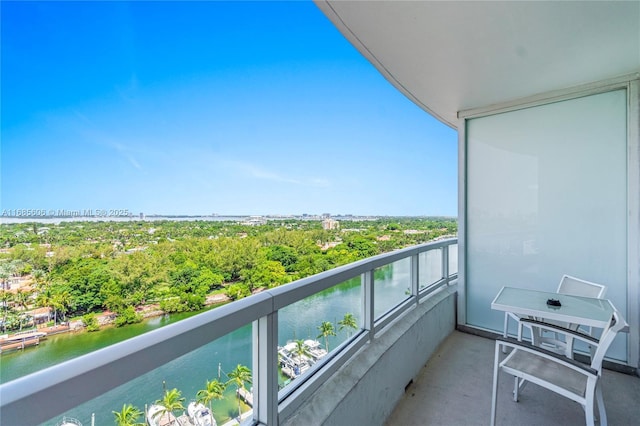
[362, 270, 375, 340]
[411, 253, 419, 303]
[442, 245, 450, 285]
[253, 311, 278, 425]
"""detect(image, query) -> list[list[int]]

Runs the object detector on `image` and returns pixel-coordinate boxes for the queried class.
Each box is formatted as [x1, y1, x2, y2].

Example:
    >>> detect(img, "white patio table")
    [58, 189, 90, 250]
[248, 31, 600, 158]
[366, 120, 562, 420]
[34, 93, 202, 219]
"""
[491, 286, 614, 348]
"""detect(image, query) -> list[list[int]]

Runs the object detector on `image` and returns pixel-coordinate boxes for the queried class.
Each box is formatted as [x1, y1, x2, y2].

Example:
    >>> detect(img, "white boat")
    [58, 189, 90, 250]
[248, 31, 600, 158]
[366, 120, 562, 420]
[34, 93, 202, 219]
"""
[278, 339, 327, 379]
[147, 404, 180, 426]
[303, 339, 328, 361]
[187, 402, 216, 426]
[56, 416, 82, 426]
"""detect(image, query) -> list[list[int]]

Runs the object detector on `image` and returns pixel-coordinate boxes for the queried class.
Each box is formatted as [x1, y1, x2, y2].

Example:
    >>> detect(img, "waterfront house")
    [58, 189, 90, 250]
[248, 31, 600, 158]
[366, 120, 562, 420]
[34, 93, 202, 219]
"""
[1, 2, 638, 425]
[29, 307, 52, 326]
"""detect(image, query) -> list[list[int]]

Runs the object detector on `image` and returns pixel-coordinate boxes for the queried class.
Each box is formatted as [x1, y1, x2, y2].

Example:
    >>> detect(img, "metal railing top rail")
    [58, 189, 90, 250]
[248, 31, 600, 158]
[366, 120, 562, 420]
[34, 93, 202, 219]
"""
[269, 238, 455, 309]
[0, 237, 457, 426]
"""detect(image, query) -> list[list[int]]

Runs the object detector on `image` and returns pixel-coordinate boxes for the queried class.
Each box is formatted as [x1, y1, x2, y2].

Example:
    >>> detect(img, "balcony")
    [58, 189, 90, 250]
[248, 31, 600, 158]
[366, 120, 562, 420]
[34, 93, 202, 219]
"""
[2, 237, 638, 426]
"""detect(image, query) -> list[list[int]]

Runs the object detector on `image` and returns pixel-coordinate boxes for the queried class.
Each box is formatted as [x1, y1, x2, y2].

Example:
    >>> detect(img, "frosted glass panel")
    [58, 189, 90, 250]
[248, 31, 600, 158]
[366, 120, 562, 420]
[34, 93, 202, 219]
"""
[466, 90, 627, 361]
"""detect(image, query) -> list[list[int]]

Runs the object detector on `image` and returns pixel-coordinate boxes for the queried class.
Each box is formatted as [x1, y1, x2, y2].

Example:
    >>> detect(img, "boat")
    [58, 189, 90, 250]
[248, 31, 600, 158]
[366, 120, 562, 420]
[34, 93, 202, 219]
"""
[187, 401, 216, 426]
[303, 339, 328, 361]
[147, 404, 180, 426]
[278, 339, 327, 379]
[55, 416, 82, 426]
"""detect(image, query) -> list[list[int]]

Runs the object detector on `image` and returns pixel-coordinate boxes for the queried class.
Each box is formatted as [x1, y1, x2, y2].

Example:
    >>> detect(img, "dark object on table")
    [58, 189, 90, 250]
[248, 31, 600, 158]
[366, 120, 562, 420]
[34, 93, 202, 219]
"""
[546, 298, 561, 307]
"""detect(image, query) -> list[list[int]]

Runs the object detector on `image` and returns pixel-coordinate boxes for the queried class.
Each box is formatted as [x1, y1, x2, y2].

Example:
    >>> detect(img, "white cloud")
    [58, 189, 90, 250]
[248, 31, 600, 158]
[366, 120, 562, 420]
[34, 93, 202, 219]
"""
[224, 159, 330, 187]
[66, 110, 144, 171]
[111, 142, 142, 170]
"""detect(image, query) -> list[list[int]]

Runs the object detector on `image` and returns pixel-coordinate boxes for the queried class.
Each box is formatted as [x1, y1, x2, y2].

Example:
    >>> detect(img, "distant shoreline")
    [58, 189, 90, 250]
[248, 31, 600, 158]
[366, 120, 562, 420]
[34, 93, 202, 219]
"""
[0, 214, 456, 225]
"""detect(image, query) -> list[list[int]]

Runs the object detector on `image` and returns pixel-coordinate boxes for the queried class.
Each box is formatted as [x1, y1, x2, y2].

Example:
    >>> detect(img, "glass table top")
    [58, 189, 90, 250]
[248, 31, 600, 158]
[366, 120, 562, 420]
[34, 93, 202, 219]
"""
[491, 286, 614, 328]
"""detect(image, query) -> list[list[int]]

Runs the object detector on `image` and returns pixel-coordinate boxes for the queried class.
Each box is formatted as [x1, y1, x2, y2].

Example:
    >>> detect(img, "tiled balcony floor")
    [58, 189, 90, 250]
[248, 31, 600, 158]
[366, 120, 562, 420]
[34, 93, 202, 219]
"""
[385, 331, 640, 426]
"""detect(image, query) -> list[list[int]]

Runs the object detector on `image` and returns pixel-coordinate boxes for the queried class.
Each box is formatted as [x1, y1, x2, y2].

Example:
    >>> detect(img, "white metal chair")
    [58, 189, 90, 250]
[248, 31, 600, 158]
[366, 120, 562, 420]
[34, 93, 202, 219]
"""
[491, 308, 626, 426]
[534, 275, 607, 357]
[503, 275, 607, 357]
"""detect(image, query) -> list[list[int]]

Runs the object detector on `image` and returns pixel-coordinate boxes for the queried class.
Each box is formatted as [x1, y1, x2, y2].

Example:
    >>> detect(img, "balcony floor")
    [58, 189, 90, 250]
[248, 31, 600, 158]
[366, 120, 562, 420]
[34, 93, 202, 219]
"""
[386, 331, 640, 426]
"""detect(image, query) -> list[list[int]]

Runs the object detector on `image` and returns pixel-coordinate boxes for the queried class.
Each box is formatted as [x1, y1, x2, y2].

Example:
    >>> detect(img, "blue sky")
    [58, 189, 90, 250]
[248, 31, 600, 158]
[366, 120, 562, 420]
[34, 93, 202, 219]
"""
[1, 1, 457, 217]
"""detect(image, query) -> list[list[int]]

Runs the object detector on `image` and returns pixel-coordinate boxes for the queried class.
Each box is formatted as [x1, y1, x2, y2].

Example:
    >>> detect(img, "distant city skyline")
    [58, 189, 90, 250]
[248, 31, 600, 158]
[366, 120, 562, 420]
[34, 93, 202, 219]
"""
[1, 1, 457, 217]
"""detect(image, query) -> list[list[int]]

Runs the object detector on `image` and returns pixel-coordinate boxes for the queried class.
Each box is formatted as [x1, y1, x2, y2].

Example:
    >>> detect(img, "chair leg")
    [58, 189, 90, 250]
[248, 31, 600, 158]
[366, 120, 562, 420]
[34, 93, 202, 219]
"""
[595, 381, 607, 426]
[584, 379, 598, 426]
[491, 344, 500, 426]
[512, 377, 527, 402]
[502, 313, 509, 353]
[585, 401, 595, 426]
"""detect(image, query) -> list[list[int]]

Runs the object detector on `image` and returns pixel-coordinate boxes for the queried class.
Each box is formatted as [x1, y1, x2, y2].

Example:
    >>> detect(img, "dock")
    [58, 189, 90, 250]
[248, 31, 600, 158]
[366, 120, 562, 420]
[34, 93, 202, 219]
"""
[220, 410, 253, 426]
[0, 331, 47, 353]
[237, 387, 253, 407]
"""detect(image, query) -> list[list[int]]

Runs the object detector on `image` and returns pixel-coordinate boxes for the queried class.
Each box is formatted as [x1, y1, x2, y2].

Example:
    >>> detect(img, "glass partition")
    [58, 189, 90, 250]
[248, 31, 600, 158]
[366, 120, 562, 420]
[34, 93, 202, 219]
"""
[374, 258, 411, 318]
[448, 243, 458, 275]
[278, 277, 362, 390]
[419, 249, 442, 290]
[465, 89, 628, 361]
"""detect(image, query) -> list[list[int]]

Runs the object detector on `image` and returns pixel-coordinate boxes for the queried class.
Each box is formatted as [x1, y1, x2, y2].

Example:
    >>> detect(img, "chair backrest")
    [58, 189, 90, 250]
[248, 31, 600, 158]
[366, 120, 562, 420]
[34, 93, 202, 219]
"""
[590, 308, 627, 372]
[556, 274, 607, 298]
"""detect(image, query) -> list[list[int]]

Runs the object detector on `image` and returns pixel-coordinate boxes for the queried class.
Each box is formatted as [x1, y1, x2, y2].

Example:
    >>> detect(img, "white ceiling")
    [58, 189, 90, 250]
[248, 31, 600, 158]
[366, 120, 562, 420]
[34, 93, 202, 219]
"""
[315, 1, 640, 128]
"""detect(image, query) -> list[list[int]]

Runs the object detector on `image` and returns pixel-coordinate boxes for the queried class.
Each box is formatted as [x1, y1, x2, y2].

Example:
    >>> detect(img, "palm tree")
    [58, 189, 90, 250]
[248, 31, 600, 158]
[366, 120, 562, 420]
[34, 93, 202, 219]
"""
[154, 387, 185, 424]
[14, 289, 32, 312]
[0, 290, 14, 332]
[52, 288, 72, 323]
[9, 260, 25, 278]
[317, 321, 336, 352]
[14, 289, 32, 330]
[32, 268, 45, 281]
[338, 313, 359, 338]
[37, 285, 67, 327]
[196, 378, 226, 416]
[0, 264, 10, 290]
[32, 269, 47, 291]
[112, 403, 144, 426]
[35, 286, 54, 325]
[293, 339, 311, 362]
[226, 364, 252, 420]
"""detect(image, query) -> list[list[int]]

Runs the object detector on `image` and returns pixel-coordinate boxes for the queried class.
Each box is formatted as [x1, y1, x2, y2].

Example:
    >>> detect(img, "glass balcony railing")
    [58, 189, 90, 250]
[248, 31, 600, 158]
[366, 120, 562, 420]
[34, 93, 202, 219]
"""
[0, 238, 457, 426]
[374, 258, 411, 317]
[419, 248, 443, 291]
